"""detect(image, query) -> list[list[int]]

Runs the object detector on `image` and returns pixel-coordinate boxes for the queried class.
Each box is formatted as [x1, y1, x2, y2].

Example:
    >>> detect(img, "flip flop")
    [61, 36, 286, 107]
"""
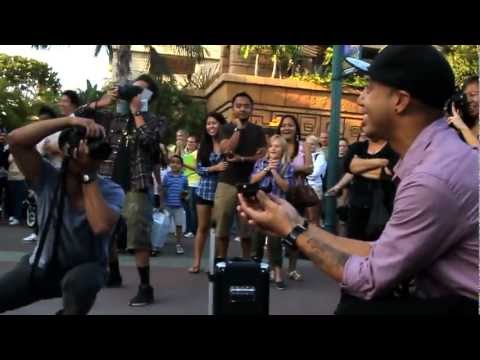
[188, 266, 201, 274]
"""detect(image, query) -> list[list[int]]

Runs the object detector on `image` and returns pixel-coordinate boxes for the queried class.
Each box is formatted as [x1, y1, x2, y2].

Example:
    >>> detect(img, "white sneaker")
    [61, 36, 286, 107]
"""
[22, 233, 37, 242]
[184, 232, 194, 238]
[234, 236, 241, 242]
[9, 217, 19, 226]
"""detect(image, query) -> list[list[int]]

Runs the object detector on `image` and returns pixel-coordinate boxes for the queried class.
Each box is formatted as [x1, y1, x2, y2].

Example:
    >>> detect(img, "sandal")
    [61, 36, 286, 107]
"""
[288, 270, 304, 281]
[188, 266, 200, 274]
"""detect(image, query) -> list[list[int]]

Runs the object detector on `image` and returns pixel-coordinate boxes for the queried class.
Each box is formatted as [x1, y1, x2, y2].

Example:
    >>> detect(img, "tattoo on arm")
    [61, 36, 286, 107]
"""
[302, 233, 350, 282]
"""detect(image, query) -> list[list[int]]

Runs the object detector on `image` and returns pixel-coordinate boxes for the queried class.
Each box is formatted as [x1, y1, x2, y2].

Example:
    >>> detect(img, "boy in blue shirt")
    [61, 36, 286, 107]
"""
[162, 155, 188, 254]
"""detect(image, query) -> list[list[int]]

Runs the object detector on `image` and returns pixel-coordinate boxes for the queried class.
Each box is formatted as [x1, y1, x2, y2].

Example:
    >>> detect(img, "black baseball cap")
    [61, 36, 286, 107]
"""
[345, 45, 456, 110]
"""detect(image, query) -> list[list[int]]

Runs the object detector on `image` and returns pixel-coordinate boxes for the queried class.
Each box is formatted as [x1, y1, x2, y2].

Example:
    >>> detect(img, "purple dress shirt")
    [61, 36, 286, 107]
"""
[341, 119, 478, 300]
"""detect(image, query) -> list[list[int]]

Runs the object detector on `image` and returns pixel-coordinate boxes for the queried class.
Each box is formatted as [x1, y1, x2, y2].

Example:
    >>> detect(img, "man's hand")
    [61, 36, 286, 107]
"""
[73, 140, 97, 173]
[227, 154, 242, 163]
[448, 103, 468, 131]
[237, 191, 304, 238]
[95, 87, 118, 108]
[129, 95, 142, 114]
[235, 118, 246, 129]
[69, 117, 105, 139]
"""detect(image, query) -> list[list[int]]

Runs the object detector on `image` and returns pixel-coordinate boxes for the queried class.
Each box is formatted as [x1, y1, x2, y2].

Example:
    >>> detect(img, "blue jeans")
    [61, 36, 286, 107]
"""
[184, 187, 198, 234]
[6, 180, 27, 221]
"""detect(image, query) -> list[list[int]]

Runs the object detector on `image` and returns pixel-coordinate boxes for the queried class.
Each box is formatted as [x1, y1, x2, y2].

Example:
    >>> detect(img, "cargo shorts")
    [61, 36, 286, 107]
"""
[213, 182, 253, 239]
[122, 191, 153, 251]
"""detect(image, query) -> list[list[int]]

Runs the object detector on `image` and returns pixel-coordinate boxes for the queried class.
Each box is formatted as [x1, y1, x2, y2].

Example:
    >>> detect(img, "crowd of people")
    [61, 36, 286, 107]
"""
[0, 45, 478, 315]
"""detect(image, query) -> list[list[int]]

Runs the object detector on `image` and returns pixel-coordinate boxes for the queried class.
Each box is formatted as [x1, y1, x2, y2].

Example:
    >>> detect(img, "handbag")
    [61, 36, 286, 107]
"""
[286, 176, 320, 209]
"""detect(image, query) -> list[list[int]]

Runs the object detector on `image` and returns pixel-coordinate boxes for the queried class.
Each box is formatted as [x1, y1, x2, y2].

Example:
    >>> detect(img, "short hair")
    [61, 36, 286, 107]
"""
[61, 90, 80, 107]
[187, 135, 198, 142]
[232, 92, 254, 106]
[339, 137, 349, 145]
[177, 129, 189, 136]
[463, 76, 479, 91]
[38, 105, 57, 119]
[170, 155, 183, 165]
[135, 74, 159, 102]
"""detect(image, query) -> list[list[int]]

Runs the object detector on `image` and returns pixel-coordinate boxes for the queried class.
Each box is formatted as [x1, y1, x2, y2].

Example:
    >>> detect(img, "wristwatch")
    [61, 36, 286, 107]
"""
[282, 219, 309, 249]
[81, 172, 97, 184]
[133, 111, 143, 117]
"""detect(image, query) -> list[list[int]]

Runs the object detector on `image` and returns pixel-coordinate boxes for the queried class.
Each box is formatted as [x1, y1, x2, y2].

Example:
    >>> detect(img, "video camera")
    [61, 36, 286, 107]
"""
[117, 84, 144, 102]
[58, 126, 112, 161]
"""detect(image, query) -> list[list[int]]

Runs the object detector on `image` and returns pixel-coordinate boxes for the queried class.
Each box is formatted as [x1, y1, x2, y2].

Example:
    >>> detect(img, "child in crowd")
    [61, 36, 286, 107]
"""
[162, 155, 189, 255]
[250, 135, 295, 290]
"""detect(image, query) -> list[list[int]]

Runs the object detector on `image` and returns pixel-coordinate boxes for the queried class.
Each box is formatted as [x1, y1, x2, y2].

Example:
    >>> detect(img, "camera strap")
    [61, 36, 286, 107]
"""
[29, 158, 69, 284]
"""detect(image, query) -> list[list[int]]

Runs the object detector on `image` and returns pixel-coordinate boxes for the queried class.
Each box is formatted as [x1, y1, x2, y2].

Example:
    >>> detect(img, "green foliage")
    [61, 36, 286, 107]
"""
[77, 80, 105, 105]
[442, 45, 479, 86]
[0, 79, 31, 130]
[0, 53, 62, 99]
[0, 53, 62, 130]
[149, 79, 206, 144]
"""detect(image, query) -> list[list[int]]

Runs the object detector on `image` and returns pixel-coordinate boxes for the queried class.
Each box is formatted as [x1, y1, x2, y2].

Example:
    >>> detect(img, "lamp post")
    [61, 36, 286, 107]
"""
[323, 45, 344, 234]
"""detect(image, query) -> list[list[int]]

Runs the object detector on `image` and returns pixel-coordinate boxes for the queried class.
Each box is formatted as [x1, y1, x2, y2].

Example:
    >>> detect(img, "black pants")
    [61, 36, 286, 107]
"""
[347, 206, 373, 241]
[0, 255, 105, 315]
[335, 291, 478, 315]
[6, 180, 27, 221]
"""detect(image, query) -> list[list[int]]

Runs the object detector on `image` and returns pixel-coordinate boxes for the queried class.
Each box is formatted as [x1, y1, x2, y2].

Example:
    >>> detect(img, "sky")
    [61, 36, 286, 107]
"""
[0, 45, 111, 91]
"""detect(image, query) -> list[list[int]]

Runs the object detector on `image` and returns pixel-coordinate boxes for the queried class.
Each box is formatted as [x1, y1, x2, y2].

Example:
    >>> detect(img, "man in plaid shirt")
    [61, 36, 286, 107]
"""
[78, 74, 166, 307]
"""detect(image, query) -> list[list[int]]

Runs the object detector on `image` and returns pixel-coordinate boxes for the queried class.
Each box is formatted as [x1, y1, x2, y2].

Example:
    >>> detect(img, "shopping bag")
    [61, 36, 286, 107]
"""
[151, 209, 171, 250]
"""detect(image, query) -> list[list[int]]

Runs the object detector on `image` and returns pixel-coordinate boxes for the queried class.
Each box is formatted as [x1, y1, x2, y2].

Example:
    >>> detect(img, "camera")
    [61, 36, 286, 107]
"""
[445, 90, 476, 128]
[237, 182, 272, 199]
[58, 126, 112, 161]
[118, 84, 144, 102]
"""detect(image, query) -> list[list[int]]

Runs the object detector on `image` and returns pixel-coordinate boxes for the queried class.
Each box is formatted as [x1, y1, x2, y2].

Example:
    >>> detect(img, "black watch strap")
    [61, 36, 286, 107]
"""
[134, 111, 142, 117]
[282, 219, 308, 249]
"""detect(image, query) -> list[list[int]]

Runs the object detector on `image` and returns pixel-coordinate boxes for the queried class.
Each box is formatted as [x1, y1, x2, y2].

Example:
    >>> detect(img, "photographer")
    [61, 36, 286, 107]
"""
[237, 46, 478, 314]
[447, 75, 479, 148]
[0, 115, 124, 315]
[80, 74, 165, 307]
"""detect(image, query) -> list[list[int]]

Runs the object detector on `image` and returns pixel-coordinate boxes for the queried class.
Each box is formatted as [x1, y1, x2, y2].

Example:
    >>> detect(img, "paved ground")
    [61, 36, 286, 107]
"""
[0, 222, 340, 315]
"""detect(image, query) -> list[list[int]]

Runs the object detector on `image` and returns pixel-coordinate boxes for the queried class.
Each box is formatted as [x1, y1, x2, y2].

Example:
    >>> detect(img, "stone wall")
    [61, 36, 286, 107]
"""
[202, 73, 364, 144]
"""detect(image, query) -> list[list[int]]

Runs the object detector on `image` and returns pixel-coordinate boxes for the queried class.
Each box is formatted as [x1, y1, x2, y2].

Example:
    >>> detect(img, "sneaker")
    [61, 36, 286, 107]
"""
[105, 273, 123, 288]
[129, 285, 154, 307]
[22, 233, 37, 242]
[184, 232, 194, 238]
[275, 281, 287, 290]
[9, 217, 19, 226]
[288, 270, 304, 281]
[176, 243, 185, 255]
[234, 236, 241, 242]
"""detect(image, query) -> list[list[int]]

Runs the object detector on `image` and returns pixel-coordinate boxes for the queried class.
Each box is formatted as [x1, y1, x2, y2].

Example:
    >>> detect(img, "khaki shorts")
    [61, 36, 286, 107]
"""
[213, 182, 253, 239]
[122, 191, 153, 251]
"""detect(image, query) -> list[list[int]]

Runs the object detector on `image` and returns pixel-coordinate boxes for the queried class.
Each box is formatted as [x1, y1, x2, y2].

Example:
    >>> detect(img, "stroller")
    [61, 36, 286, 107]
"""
[22, 189, 37, 229]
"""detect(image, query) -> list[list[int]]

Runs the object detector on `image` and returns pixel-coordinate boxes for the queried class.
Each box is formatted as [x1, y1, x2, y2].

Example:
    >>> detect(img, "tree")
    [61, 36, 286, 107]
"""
[269, 45, 303, 78]
[33, 45, 209, 84]
[240, 45, 269, 76]
[0, 53, 62, 130]
[77, 80, 105, 105]
[441, 45, 479, 86]
[0, 53, 62, 100]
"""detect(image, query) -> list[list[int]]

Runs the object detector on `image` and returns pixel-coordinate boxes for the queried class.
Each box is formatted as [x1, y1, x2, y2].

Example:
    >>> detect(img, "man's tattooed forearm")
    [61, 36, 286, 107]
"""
[304, 235, 350, 274]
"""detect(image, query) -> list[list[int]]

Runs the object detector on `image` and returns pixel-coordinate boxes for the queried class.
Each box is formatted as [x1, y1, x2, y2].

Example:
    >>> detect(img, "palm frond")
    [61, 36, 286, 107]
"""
[94, 45, 113, 61]
[169, 45, 209, 63]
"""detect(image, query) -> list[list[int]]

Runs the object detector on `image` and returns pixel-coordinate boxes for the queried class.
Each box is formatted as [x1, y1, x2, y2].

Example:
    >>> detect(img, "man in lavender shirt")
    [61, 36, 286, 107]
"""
[236, 45, 478, 314]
